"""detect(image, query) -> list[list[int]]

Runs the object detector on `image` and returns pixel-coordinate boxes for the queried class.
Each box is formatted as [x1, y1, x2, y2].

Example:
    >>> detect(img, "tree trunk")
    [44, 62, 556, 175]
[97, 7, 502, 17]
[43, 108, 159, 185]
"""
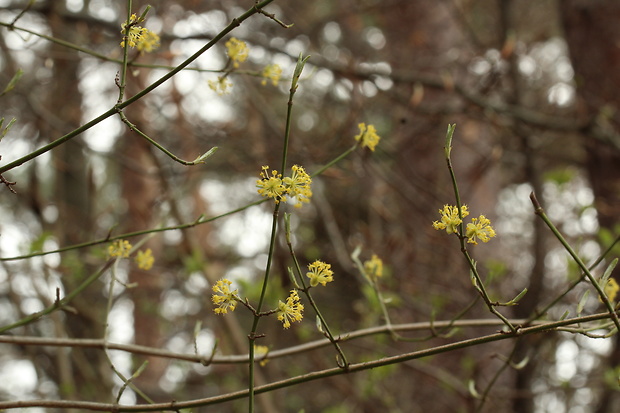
[46, 2, 111, 405]
[561, 2, 620, 412]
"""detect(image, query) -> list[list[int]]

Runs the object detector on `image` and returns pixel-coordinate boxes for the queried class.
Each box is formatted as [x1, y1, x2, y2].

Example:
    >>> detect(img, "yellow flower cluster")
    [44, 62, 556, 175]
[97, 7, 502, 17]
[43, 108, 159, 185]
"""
[107, 240, 155, 270]
[208, 76, 233, 96]
[135, 248, 154, 270]
[211, 279, 239, 314]
[465, 215, 496, 245]
[209, 280, 306, 330]
[225, 37, 249, 68]
[355, 123, 381, 151]
[209, 39, 282, 93]
[261, 64, 283, 86]
[283, 165, 313, 207]
[256, 166, 286, 200]
[108, 239, 132, 258]
[256, 165, 312, 207]
[433, 204, 496, 245]
[120, 14, 159, 52]
[306, 260, 334, 287]
[432, 205, 469, 235]
[364, 254, 383, 279]
[136, 30, 160, 53]
[277, 290, 304, 328]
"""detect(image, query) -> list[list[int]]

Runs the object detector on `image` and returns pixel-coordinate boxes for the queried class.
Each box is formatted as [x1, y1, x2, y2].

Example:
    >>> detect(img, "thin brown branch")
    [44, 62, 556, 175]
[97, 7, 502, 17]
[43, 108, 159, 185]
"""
[0, 311, 616, 411]
[0, 316, 609, 365]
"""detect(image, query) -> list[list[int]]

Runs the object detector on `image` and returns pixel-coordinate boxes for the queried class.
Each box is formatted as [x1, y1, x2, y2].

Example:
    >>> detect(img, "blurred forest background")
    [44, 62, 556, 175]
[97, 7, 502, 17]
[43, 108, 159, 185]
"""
[1, 0, 620, 412]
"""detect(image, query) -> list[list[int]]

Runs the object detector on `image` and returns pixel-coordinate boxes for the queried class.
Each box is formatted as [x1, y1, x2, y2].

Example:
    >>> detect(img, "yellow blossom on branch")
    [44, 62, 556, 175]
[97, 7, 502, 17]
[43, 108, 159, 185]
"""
[354, 123, 381, 151]
[282, 165, 312, 207]
[135, 248, 154, 270]
[120, 14, 144, 48]
[136, 30, 160, 53]
[465, 215, 496, 245]
[432, 205, 469, 235]
[306, 260, 334, 287]
[121, 26, 147, 48]
[277, 290, 304, 329]
[211, 279, 239, 314]
[261, 64, 283, 86]
[257, 165, 313, 207]
[225, 37, 249, 68]
[364, 254, 383, 279]
[256, 166, 286, 203]
[108, 239, 132, 258]
[120, 13, 158, 52]
[208, 76, 233, 96]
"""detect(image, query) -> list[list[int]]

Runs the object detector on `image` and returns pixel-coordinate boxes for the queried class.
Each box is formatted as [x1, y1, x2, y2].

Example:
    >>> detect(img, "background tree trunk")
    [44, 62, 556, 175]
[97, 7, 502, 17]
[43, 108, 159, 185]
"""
[46, 2, 111, 404]
[561, 2, 620, 412]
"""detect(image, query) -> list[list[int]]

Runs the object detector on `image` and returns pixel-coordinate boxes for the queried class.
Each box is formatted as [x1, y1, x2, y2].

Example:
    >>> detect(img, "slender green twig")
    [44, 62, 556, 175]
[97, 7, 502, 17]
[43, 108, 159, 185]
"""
[279, 53, 309, 173]
[247, 200, 279, 413]
[117, 112, 218, 165]
[8, 0, 35, 28]
[475, 342, 520, 412]
[0, 136, 360, 262]
[0, 21, 265, 75]
[247, 53, 309, 413]
[115, 6, 218, 166]
[0, 260, 114, 334]
[285, 214, 349, 368]
[529, 192, 620, 332]
[0, 199, 266, 261]
[426, 296, 480, 341]
[351, 246, 399, 339]
[443, 125, 516, 333]
[103, 237, 154, 404]
[117, 1, 134, 105]
[106, 355, 153, 405]
[527, 233, 620, 323]
[0, 20, 113, 61]
[311, 144, 357, 178]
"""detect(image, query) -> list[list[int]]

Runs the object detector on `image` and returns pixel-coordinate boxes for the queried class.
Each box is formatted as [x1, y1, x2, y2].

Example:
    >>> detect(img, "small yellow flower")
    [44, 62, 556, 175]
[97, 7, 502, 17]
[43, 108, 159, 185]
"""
[306, 260, 334, 287]
[257, 166, 286, 203]
[120, 26, 148, 48]
[433, 205, 469, 235]
[277, 290, 304, 329]
[136, 30, 160, 53]
[108, 240, 132, 258]
[120, 13, 141, 31]
[125, 13, 141, 24]
[120, 13, 159, 52]
[120, 15, 143, 48]
[211, 279, 239, 314]
[354, 123, 381, 151]
[135, 248, 154, 270]
[225, 37, 249, 68]
[364, 254, 383, 279]
[600, 278, 619, 303]
[261, 64, 283, 86]
[208, 76, 233, 96]
[282, 165, 312, 207]
[257, 165, 313, 207]
[465, 215, 496, 245]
